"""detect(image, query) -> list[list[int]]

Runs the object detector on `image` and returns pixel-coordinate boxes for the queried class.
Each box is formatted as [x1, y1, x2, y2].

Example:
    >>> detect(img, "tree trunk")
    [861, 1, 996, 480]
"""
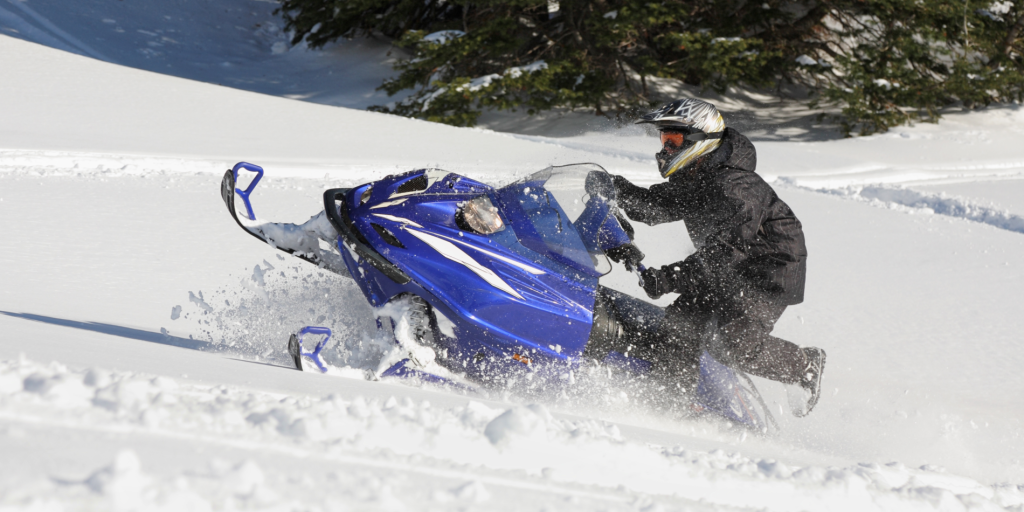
[1003, 11, 1024, 58]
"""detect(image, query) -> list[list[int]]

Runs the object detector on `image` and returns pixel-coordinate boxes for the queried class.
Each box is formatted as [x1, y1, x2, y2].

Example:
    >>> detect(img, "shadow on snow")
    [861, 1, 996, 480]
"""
[0, 311, 217, 352]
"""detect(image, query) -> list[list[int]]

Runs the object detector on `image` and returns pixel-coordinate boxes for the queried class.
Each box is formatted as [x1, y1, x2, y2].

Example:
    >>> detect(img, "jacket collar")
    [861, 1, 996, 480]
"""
[669, 127, 757, 184]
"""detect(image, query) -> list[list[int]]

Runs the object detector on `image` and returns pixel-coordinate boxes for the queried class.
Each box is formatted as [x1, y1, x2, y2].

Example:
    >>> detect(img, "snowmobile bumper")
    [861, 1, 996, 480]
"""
[288, 326, 332, 373]
[230, 162, 263, 222]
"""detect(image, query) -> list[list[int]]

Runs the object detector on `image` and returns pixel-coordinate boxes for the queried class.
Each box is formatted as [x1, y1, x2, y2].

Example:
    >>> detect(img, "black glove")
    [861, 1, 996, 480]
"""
[605, 243, 645, 272]
[584, 171, 615, 199]
[640, 267, 671, 300]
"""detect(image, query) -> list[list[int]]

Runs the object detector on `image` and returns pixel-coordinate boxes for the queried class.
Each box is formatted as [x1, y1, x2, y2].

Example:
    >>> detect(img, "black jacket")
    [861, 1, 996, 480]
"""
[614, 128, 807, 306]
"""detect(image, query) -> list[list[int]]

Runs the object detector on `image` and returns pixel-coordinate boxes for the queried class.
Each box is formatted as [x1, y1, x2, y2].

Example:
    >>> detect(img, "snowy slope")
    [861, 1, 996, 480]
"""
[2, 22, 1024, 511]
[0, 0, 403, 109]
[0, 34, 649, 173]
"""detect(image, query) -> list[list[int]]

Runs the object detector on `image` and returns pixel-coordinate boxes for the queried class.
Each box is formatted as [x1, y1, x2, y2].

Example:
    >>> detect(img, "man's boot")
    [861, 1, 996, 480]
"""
[786, 347, 826, 417]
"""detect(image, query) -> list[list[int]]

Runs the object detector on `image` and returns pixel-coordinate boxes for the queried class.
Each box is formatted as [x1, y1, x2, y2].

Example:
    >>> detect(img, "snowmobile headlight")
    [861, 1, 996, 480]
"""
[360, 187, 372, 205]
[460, 195, 505, 234]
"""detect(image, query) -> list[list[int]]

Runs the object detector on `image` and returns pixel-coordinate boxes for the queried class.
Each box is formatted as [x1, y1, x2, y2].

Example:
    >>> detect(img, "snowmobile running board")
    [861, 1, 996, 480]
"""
[287, 327, 478, 393]
[380, 359, 478, 393]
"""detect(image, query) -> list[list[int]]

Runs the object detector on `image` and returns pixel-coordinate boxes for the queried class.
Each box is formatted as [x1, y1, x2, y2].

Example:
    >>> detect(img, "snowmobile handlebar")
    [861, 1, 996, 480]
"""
[634, 263, 647, 287]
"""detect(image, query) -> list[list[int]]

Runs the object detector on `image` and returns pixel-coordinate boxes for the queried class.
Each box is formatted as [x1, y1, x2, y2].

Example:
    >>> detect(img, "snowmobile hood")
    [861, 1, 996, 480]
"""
[358, 169, 492, 207]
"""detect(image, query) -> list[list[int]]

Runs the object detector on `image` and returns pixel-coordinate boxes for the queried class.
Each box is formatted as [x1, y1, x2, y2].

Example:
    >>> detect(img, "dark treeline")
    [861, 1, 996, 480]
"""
[278, 0, 1024, 134]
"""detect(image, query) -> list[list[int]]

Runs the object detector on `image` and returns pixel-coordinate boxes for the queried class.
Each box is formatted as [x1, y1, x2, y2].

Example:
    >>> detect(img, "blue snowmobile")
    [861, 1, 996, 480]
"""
[220, 162, 777, 433]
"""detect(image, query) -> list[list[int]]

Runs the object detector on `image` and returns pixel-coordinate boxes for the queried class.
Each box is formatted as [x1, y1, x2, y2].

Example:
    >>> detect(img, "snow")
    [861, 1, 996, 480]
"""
[796, 54, 818, 66]
[504, 60, 548, 79]
[2, 5, 1024, 510]
[874, 79, 900, 90]
[809, 184, 1024, 234]
[0, 0, 405, 110]
[422, 30, 465, 44]
[452, 61, 550, 95]
[5, 355, 1021, 510]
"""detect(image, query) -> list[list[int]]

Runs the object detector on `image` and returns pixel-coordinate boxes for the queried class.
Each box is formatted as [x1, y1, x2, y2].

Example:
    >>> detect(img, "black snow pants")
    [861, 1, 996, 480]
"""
[637, 291, 806, 396]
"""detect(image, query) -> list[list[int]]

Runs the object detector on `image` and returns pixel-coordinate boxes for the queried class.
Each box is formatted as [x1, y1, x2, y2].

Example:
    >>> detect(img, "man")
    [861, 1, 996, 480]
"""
[610, 98, 826, 417]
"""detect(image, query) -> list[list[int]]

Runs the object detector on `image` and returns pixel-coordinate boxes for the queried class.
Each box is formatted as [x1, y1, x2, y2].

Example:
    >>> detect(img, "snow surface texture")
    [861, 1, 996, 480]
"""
[2, 16, 1024, 512]
[3, 357, 1022, 511]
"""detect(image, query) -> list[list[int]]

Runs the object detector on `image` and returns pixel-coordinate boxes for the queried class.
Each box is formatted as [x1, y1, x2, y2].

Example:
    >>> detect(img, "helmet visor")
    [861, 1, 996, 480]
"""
[660, 128, 720, 150]
[660, 131, 687, 150]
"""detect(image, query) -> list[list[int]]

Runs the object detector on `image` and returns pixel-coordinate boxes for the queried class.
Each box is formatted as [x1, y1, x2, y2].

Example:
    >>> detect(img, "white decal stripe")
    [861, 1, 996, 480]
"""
[388, 189, 424, 199]
[406, 229, 524, 300]
[435, 234, 545, 275]
[371, 213, 424, 228]
[370, 199, 408, 209]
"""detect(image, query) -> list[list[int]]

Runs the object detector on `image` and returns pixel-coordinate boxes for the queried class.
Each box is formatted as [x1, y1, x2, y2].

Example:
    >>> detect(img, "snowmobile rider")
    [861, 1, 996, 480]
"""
[603, 98, 826, 417]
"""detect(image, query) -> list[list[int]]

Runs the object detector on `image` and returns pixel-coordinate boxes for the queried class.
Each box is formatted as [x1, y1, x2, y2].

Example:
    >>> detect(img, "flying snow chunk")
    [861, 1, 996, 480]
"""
[252, 264, 267, 287]
[188, 291, 213, 313]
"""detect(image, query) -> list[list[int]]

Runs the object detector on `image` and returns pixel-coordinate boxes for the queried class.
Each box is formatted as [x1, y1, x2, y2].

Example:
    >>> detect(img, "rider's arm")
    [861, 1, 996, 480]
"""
[655, 172, 769, 300]
[612, 175, 686, 226]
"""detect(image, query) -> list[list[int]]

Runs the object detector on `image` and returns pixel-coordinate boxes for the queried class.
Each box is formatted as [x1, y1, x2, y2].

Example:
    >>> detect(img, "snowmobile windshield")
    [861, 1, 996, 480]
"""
[493, 164, 620, 277]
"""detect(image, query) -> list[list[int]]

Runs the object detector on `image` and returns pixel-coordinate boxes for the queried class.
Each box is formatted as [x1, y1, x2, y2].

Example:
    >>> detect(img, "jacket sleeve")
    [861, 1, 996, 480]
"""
[612, 175, 686, 226]
[658, 173, 769, 301]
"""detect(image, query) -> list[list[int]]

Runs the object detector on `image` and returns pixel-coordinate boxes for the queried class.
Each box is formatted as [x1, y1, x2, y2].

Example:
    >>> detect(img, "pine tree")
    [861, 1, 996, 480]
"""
[277, 0, 1024, 134]
[805, 0, 1024, 134]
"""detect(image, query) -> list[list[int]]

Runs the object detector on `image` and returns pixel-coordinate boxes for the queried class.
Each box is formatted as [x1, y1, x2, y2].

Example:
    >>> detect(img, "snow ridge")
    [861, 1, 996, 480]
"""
[784, 179, 1024, 234]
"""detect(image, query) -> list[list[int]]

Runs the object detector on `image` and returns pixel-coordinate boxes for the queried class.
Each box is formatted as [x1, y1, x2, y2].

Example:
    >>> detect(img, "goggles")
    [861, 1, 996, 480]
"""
[659, 129, 723, 149]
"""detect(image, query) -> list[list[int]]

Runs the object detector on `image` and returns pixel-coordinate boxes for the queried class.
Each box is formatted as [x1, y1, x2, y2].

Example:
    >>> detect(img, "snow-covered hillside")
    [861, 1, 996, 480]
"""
[2, 4, 1024, 509]
[0, 0, 405, 109]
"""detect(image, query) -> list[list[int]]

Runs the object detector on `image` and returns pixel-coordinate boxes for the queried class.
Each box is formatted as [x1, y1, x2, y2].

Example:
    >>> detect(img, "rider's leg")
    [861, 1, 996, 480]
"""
[640, 301, 711, 396]
[712, 294, 828, 416]
[710, 295, 806, 384]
